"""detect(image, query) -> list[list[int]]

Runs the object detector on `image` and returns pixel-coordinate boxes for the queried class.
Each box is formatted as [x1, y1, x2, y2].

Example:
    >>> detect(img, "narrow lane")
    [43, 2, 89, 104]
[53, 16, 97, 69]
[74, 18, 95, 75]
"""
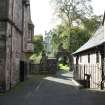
[0, 72, 105, 105]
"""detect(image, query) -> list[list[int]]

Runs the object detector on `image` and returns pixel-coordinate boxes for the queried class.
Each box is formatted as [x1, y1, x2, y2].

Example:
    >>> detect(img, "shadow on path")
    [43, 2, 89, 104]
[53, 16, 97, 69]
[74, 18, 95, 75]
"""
[0, 72, 105, 105]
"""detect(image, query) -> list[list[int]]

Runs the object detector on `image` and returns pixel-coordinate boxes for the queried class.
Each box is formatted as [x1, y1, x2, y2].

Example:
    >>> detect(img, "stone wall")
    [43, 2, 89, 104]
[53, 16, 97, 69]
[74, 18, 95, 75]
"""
[23, 4, 34, 53]
[0, 22, 6, 91]
[0, 0, 34, 91]
[30, 64, 40, 74]
[5, 0, 23, 90]
[5, 23, 22, 89]
[8, 0, 23, 31]
[30, 58, 57, 75]
[0, 0, 8, 19]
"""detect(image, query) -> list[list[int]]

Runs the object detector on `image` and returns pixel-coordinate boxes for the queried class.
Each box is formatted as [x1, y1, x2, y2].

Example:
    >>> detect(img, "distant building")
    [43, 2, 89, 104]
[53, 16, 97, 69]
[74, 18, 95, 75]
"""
[0, 0, 34, 91]
[73, 13, 105, 89]
[44, 31, 52, 54]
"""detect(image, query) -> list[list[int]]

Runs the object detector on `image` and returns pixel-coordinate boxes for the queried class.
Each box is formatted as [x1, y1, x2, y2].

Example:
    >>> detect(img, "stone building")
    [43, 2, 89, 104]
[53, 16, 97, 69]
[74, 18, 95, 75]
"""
[0, 0, 34, 91]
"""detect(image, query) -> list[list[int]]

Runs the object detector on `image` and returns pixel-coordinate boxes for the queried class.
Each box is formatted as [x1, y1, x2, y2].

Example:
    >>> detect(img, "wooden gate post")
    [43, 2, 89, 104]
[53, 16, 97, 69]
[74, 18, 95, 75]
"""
[100, 49, 104, 89]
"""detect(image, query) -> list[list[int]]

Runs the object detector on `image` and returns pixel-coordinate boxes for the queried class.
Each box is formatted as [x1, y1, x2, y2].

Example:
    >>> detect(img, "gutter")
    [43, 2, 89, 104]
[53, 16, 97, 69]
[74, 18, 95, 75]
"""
[72, 42, 105, 56]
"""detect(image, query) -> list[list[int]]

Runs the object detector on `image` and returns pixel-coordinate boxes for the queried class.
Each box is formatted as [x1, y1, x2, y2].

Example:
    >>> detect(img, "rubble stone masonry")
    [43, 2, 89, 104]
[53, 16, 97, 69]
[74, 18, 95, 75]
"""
[0, 0, 34, 91]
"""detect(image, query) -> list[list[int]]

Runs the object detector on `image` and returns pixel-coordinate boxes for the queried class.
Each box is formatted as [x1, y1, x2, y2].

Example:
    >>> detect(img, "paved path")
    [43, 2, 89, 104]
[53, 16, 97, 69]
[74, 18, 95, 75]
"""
[0, 71, 105, 105]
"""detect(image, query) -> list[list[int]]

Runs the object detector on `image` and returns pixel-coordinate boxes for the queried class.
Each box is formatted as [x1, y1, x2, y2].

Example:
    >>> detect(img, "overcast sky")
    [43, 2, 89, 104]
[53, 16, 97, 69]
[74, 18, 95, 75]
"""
[30, 0, 105, 35]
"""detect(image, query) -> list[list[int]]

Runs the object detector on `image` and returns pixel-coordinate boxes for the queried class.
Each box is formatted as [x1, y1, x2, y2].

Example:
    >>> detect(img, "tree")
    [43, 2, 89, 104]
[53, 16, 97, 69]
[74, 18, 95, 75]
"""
[83, 15, 103, 34]
[50, 0, 102, 70]
[32, 35, 44, 55]
[51, 27, 62, 53]
[51, 0, 93, 27]
[50, 0, 93, 52]
[69, 27, 90, 52]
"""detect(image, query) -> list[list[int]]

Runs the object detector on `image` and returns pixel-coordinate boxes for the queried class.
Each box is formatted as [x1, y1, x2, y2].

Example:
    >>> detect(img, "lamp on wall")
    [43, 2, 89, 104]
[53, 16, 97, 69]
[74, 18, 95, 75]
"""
[23, 0, 30, 7]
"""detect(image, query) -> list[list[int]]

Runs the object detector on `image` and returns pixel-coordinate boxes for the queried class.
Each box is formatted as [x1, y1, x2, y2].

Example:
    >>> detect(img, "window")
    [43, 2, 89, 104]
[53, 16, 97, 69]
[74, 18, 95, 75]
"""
[96, 52, 99, 63]
[28, 23, 33, 41]
[88, 54, 90, 63]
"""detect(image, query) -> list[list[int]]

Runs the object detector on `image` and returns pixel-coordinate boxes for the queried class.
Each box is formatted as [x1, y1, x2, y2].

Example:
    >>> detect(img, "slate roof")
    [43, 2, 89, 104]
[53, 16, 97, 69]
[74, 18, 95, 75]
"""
[73, 26, 104, 55]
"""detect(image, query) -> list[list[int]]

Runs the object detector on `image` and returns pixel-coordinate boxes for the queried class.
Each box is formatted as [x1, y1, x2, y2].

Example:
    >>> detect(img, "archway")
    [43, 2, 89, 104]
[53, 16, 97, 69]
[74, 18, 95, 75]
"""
[56, 50, 70, 72]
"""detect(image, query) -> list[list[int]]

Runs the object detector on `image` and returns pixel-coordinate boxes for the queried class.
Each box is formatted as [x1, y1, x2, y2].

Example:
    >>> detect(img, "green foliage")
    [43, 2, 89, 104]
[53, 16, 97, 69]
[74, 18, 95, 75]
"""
[32, 35, 44, 55]
[83, 15, 102, 34]
[51, 25, 90, 53]
[69, 27, 90, 52]
[30, 54, 42, 64]
[51, 28, 60, 53]
[58, 63, 69, 71]
[51, 24, 69, 53]
[51, 15, 102, 54]
[50, 0, 102, 55]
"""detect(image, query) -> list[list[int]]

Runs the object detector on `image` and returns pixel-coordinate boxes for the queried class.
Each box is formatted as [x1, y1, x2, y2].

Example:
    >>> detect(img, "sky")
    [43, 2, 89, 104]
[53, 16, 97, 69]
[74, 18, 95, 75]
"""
[30, 0, 105, 35]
